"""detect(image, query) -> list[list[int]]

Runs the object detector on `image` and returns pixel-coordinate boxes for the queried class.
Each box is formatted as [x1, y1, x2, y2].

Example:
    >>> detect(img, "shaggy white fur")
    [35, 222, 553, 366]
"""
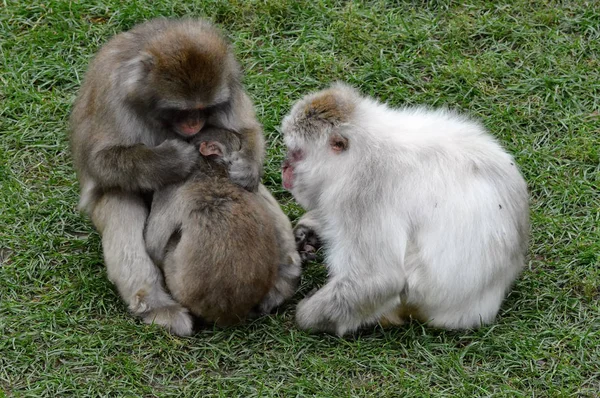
[281, 83, 529, 336]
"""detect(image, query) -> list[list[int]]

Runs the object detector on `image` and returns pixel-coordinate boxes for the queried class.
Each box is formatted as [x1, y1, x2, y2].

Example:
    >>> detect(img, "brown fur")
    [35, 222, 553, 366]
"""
[69, 18, 267, 336]
[163, 177, 279, 326]
[145, 129, 281, 327]
[145, 23, 232, 103]
[303, 89, 356, 125]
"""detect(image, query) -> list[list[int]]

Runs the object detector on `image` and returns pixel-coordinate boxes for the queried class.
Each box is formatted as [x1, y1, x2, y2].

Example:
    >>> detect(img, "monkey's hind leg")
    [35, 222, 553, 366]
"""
[91, 191, 193, 336]
[256, 185, 301, 314]
[295, 272, 405, 336]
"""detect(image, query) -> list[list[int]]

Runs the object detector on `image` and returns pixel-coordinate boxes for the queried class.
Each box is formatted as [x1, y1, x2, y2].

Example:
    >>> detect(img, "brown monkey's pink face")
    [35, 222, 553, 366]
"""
[170, 108, 207, 137]
[282, 149, 304, 190]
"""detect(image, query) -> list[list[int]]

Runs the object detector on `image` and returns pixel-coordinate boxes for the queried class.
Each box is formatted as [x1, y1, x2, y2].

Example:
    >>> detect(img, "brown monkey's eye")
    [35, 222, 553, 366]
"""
[329, 134, 348, 153]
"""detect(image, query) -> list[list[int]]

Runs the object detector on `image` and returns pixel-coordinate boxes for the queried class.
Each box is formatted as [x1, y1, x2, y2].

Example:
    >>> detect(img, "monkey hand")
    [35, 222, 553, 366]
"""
[222, 151, 261, 191]
[155, 140, 200, 181]
[294, 223, 321, 263]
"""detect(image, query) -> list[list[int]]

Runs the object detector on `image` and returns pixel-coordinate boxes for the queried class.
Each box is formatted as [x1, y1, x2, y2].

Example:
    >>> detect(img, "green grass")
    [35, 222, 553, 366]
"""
[1, 0, 599, 396]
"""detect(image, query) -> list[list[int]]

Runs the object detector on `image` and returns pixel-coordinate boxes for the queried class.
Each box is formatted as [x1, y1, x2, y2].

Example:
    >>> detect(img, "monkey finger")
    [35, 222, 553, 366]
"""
[299, 250, 318, 263]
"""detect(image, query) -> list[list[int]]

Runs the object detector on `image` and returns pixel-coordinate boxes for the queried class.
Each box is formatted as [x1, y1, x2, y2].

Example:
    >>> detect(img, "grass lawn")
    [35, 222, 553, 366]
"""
[1, 0, 599, 396]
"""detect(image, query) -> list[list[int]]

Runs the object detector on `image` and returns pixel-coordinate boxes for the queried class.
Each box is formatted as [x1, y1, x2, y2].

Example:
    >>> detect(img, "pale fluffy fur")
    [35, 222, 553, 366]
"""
[282, 83, 529, 336]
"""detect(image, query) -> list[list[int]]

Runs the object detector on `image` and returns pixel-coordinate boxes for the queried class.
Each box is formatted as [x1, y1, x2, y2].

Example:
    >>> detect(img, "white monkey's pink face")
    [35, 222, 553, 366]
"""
[282, 149, 304, 190]
[281, 132, 349, 192]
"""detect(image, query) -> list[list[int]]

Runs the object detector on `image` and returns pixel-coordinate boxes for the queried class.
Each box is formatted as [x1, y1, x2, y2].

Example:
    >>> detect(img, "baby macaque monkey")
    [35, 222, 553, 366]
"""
[145, 129, 300, 328]
[281, 83, 529, 336]
[69, 18, 282, 335]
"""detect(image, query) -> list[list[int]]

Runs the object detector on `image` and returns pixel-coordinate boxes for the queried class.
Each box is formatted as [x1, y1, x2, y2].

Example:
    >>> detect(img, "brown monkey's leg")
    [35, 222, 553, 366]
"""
[91, 191, 193, 336]
[255, 185, 301, 313]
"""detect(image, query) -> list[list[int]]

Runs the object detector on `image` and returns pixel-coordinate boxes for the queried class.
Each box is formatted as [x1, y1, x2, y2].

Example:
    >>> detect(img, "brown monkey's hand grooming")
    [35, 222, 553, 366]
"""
[89, 139, 199, 192]
[222, 150, 262, 191]
[143, 139, 200, 184]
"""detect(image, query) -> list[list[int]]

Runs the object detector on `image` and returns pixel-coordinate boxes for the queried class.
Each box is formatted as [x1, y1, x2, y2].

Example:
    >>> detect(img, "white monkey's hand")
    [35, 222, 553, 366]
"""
[223, 151, 261, 192]
[294, 223, 321, 263]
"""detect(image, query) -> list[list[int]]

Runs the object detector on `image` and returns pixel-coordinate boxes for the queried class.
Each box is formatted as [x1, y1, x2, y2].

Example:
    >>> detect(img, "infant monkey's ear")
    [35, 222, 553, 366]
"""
[199, 141, 226, 158]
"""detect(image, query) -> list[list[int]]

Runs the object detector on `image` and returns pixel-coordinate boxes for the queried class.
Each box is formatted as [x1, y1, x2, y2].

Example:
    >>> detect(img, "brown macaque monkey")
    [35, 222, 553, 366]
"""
[144, 129, 300, 328]
[69, 18, 275, 335]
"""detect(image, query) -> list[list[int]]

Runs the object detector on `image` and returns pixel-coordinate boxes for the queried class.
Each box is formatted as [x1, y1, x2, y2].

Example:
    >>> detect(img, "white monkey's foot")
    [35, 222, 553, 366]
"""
[130, 289, 194, 336]
[296, 296, 339, 335]
[295, 293, 354, 337]
[293, 223, 321, 263]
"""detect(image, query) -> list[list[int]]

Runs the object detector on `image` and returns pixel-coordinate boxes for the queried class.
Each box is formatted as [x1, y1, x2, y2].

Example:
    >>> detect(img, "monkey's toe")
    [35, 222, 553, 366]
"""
[142, 304, 194, 337]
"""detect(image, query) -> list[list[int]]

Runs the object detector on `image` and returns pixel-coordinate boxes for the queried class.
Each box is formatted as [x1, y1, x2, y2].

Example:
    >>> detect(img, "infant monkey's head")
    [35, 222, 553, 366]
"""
[193, 128, 242, 175]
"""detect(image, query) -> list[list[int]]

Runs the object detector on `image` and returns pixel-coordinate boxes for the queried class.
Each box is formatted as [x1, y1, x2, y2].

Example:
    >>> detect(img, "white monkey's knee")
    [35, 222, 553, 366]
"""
[424, 286, 507, 329]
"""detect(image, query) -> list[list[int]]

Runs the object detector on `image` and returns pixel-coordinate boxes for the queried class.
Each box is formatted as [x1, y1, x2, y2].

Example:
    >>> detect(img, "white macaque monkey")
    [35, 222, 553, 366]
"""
[281, 83, 529, 336]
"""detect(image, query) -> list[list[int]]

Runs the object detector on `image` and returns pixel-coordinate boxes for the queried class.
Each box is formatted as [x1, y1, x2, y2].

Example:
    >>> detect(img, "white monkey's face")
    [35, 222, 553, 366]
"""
[281, 129, 350, 211]
[280, 83, 356, 208]
[281, 148, 304, 191]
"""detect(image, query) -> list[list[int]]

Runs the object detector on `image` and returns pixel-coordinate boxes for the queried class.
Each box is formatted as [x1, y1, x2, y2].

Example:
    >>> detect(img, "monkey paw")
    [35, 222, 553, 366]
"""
[157, 139, 200, 180]
[141, 304, 194, 337]
[293, 224, 321, 263]
[295, 295, 342, 336]
[223, 151, 261, 191]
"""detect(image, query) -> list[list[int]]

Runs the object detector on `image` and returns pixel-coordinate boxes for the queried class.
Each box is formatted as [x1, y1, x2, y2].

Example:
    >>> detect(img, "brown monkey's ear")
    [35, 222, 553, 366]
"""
[329, 133, 349, 153]
[122, 52, 155, 94]
[138, 52, 155, 71]
[199, 141, 225, 157]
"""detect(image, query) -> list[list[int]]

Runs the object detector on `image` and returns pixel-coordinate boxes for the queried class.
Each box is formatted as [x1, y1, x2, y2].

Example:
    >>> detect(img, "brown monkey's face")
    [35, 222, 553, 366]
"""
[141, 31, 234, 138]
[159, 107, 208, 137]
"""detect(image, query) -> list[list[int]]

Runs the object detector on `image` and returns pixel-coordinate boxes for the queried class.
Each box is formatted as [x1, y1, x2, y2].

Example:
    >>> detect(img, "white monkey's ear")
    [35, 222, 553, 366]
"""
[329, 132, 349, 153]
[199, 141, 225, 157]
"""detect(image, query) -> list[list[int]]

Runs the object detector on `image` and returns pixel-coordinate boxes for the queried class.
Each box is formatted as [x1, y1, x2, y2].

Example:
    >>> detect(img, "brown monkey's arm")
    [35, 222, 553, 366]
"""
[89, 140, 199, 192]
[221, 126, 264, 191]
[209, 87, 265, 192]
